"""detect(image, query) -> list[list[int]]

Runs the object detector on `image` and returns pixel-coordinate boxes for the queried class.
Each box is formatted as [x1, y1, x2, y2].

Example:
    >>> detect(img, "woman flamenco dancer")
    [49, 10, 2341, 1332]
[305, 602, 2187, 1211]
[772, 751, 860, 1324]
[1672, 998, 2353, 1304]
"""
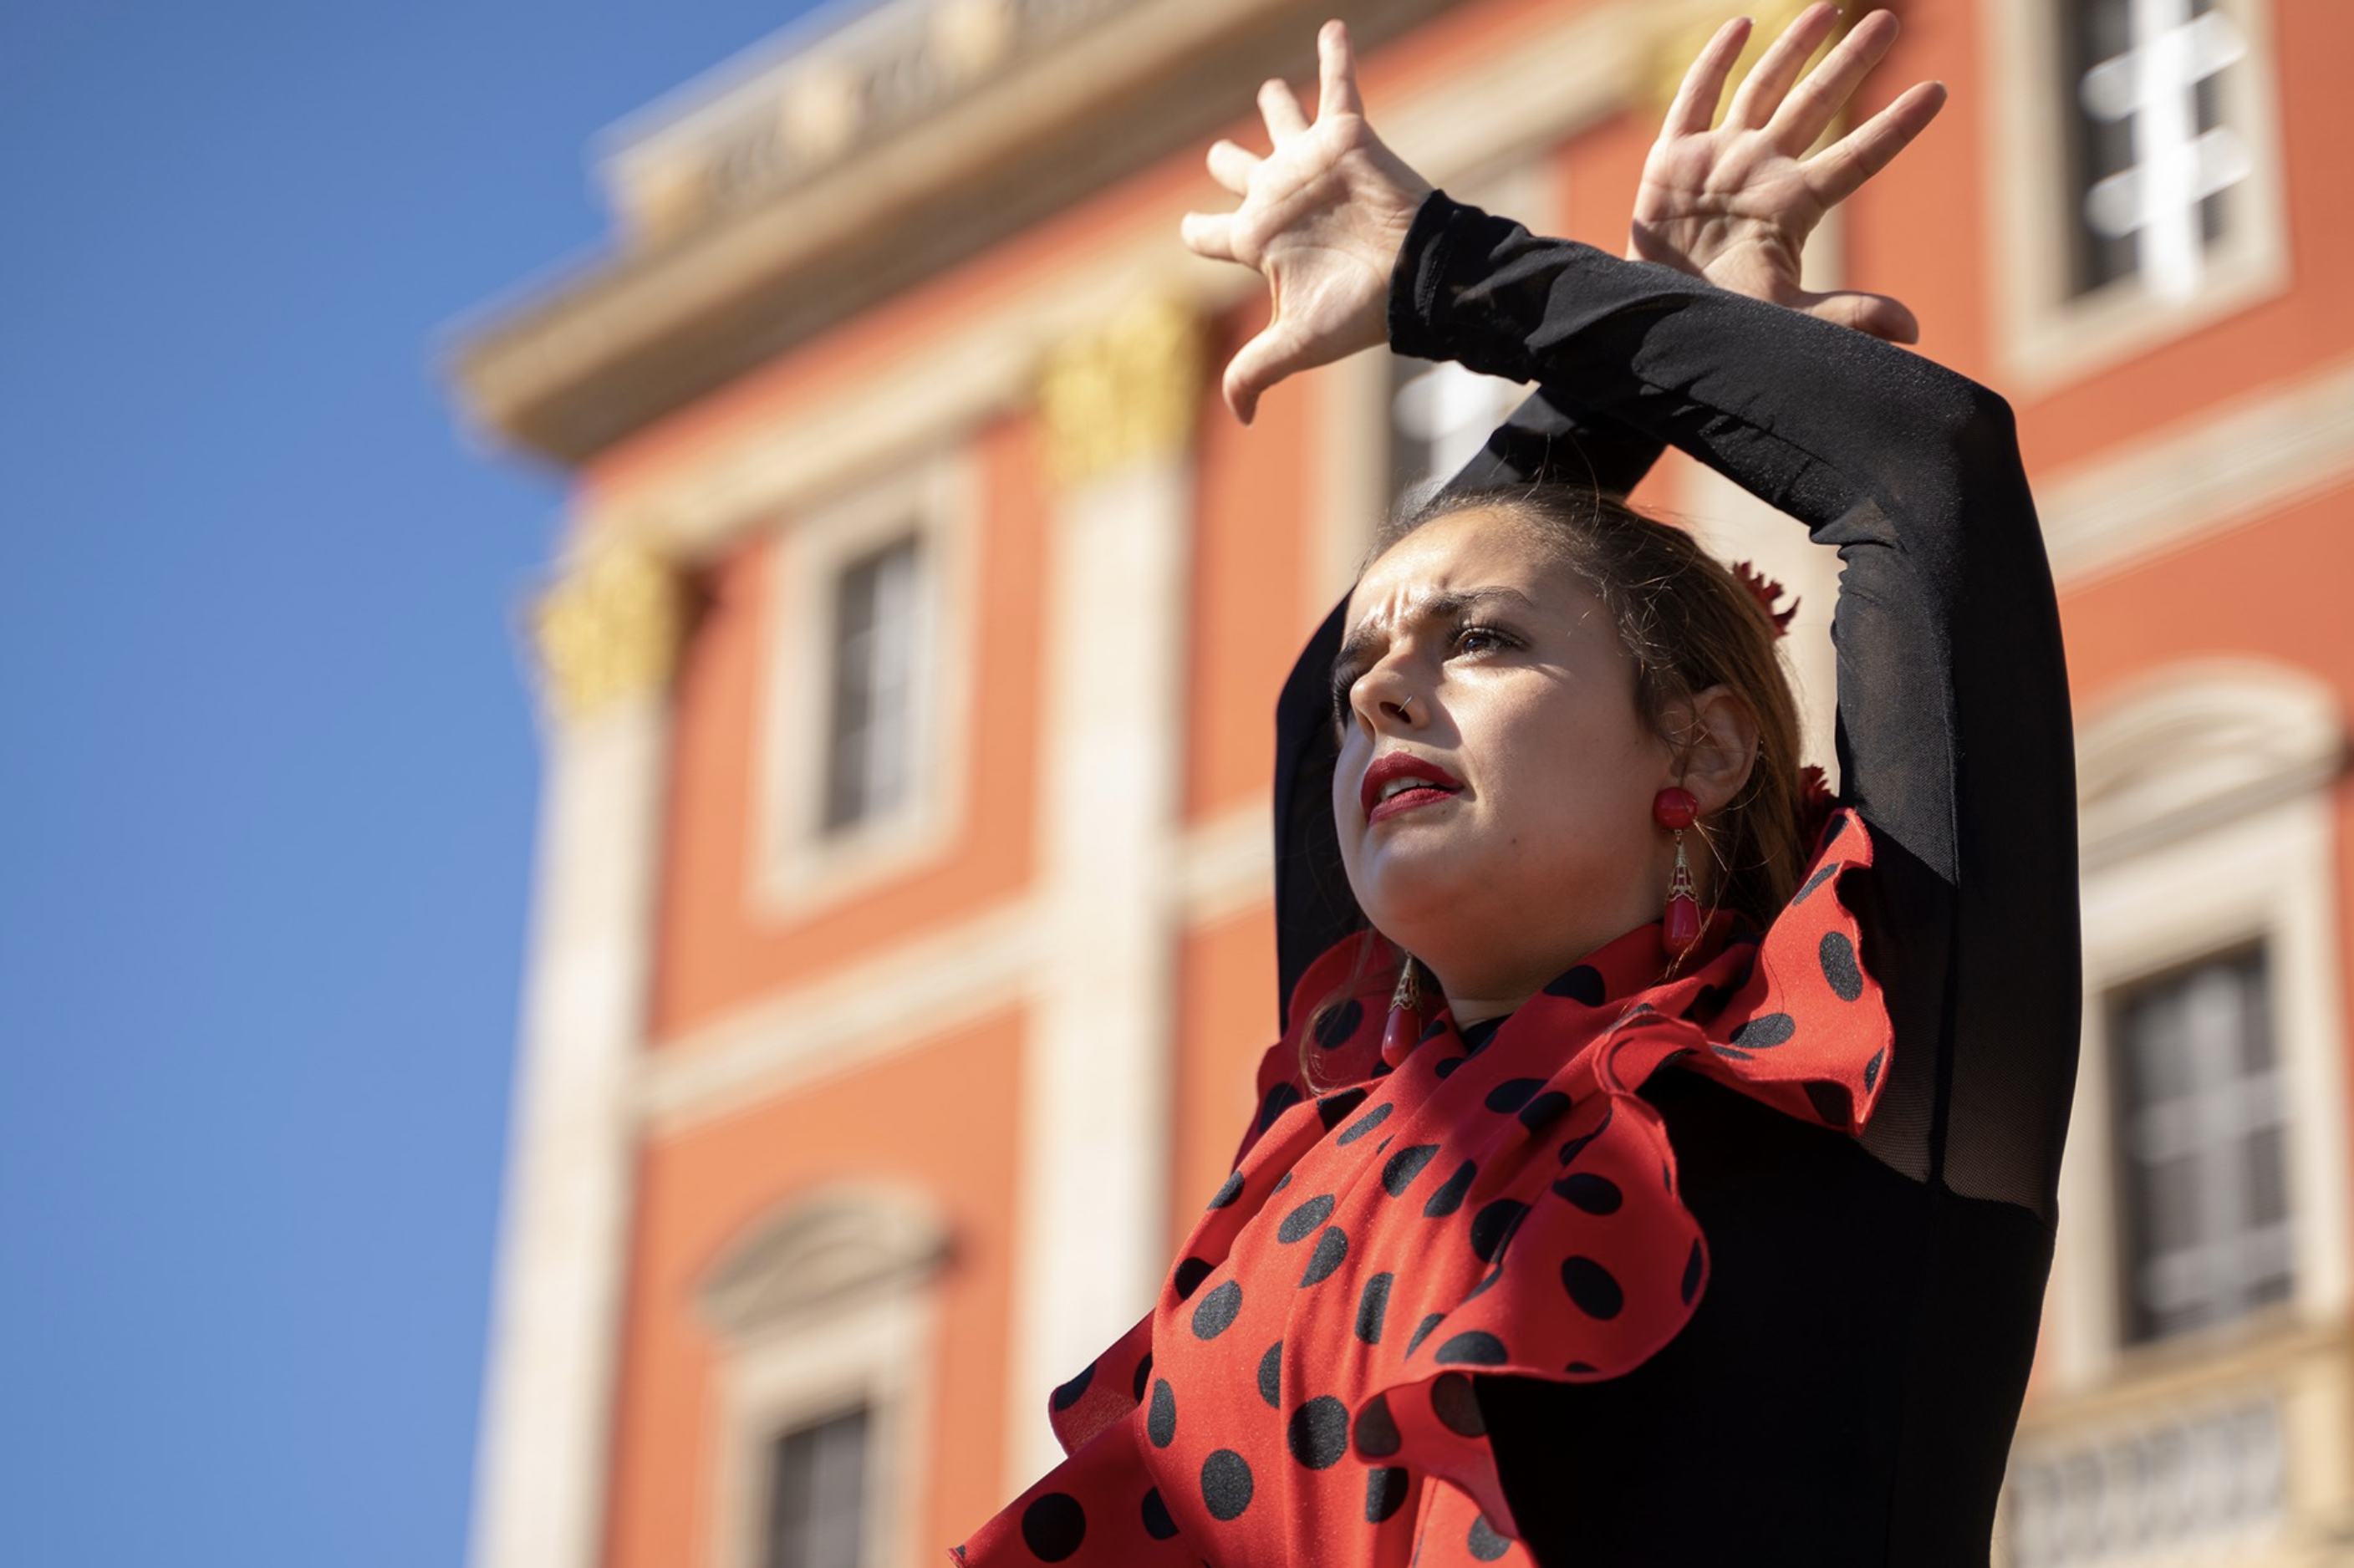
[960, 8, 2076, 1564]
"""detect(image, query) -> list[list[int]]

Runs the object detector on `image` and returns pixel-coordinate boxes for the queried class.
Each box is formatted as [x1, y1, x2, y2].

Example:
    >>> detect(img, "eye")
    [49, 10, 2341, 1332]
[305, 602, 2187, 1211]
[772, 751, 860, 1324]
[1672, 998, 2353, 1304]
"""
[1329, 664, 1364, 725]
[1450, 621, 1518, 657]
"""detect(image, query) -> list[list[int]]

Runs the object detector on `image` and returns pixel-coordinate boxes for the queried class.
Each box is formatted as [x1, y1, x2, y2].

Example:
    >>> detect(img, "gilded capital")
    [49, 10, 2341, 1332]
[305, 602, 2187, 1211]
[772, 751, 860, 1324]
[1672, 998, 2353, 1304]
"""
[531, 543, 685, 720]
[1037, 296, 1204, 487]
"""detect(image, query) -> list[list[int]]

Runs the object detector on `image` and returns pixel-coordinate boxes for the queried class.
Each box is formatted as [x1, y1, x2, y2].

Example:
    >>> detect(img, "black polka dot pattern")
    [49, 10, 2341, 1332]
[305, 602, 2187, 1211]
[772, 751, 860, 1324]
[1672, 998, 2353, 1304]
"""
[1354, 1272, 1393, 1343]
[1424, 1160, 1475, 1218]
[1199, 1449, 1254, 1521]
[1139, 1488, 1179, 1541]
[1544, 964, 1606, 1004]
[1021, 1494, 1086, 1561]
[1468, 1514, 1512, 1561]
[1405, 1313, 1445, 1357]
[1434, 1331, 1509, 1366]
[1256, 1082, 1302, 1134]
[1469, 1199, 1526, 1262]
[1793, 859, 1839, 904]
[1299, 1226, 1348, 1286]
[1276, 1194, 1335, 1244]
[1484, 1078, 1543, 1113]
[1256, 1341, 1281, 1408]
[1172, 1258, 1211, 1300]
[1335, 1102, 1392, 1145]
[1517, 1090, 1572, 1131]
[1316, 1087, 1368, 1130]
[1561, 1255, 1625, 1319]
[1208, 1170, 1244, 1209]
[1430, 1372, 1485, 1436]
[1146, 1380, 1177, 1448]
[1286, 1396, 1350, 1469]
[1365, 1467, 1410, 1523]
[1865, 1047, 1885, 1092]
[1049, 1361, 1093, 1412]
[1353, 1392, 1401, 1458]
[1382, 1143, 1439, 1194]
[1680, 1240, 1704, 1305]
[1730, 1012, 1796, 1050]
[1552, 1172, 1623, 1214]
[1131, 1352, 1153, 1402]
[1312, 1000, 1363, 1051]
[1820, 930, 1863, 1001]
[1190, 1280, 1242, 1340]
[1432, 1056, 1465, 1079]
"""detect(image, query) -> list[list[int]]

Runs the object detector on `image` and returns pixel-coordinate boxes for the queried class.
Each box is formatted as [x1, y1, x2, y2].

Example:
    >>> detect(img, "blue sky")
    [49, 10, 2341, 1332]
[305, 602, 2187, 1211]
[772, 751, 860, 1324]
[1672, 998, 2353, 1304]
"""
[0, 3, 834, 1560]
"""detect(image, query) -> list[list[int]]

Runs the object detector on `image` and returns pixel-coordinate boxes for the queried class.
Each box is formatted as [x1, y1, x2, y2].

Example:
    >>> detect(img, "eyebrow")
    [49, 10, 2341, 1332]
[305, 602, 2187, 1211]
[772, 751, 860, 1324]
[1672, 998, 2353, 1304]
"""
[1333, 585, 1541, 675]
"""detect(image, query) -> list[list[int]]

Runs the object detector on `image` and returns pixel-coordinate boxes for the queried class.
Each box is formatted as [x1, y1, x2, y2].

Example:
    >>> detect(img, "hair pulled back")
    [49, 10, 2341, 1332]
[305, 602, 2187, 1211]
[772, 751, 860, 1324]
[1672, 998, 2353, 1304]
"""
[1378, 484, 1809, 932]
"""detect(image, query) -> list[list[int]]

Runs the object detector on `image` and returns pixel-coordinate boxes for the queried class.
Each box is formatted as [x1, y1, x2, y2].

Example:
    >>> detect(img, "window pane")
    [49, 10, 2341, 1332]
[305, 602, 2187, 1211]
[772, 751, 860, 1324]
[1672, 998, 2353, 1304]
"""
[2109, 944, 2288, 1343]
[823, 534, 922, 834]
[766, 1405, 870, 1568]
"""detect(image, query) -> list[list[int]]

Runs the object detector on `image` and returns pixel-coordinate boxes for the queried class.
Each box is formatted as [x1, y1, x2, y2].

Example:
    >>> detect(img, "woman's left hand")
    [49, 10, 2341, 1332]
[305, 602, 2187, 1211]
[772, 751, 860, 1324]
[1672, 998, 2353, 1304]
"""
[1630, 5, 1946, 343]
[1180, 20, 1433, 425]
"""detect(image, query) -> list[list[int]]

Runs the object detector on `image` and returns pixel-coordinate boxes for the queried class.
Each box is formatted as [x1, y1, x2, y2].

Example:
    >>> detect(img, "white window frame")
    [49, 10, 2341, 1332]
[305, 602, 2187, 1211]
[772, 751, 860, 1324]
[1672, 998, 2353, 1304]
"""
[756, 454, 976, 914]
[1984, 0, 2290, 393]
[701, 1187, 947, 1568]
[2049, 659, 2347, 1395]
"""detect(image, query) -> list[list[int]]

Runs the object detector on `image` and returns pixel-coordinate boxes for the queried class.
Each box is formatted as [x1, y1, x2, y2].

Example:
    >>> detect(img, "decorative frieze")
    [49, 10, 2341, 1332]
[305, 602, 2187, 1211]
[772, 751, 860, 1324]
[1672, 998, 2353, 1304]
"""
[1037, 297, 1203, 487]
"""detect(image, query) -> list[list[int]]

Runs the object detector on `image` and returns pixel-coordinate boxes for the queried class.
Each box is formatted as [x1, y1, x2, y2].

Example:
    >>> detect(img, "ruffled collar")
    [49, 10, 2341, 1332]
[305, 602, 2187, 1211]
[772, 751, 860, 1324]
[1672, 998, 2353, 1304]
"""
[957, 809, 1888, 1568]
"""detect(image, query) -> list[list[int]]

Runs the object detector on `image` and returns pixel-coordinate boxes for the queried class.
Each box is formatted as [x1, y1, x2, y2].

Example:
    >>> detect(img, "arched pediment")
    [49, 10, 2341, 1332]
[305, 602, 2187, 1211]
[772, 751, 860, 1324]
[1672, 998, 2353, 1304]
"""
[698, 1184, 950, 1341]
[2077, 659, 2344, 862]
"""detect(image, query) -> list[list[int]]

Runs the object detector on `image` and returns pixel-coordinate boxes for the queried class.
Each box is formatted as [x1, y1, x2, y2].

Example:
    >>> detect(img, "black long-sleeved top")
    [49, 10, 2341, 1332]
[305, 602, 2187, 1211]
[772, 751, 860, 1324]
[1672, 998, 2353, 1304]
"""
[1269, 195, 2081, 1565]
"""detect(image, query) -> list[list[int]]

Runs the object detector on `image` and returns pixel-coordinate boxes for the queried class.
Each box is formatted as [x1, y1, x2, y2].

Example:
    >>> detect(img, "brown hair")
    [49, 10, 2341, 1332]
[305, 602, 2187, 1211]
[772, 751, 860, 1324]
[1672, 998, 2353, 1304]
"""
[1296, 484, 1810, 1083]
[1377, 484, 1807, 929]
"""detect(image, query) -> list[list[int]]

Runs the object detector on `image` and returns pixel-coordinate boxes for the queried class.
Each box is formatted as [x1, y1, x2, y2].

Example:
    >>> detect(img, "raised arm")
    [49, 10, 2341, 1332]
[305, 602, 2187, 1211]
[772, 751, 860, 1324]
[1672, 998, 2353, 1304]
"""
[1201, 15, 2078, 1215]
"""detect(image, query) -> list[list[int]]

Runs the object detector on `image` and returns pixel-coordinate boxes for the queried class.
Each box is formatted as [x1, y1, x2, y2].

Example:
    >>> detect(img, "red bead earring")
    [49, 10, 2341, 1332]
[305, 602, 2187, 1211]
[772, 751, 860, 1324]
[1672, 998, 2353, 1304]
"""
[1653, 787, 1701, 954]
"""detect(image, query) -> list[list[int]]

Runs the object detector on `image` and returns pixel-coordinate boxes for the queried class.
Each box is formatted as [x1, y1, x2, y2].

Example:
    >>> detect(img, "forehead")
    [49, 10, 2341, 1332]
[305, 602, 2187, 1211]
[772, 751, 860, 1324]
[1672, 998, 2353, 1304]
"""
[1346, 507, 1577, 624]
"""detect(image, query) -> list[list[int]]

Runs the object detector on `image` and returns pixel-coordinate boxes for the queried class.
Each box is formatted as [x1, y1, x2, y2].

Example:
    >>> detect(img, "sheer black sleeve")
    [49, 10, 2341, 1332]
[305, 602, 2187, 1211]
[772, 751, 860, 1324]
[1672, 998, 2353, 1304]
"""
[1276, 192, 2080, 1220]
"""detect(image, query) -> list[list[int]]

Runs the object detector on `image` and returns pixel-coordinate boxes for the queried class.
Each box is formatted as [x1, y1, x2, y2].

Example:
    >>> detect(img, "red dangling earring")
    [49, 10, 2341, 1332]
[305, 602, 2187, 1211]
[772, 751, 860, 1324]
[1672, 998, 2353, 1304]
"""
[1653, 786, 1701, 954]
[1382, 952, 1424, 1063]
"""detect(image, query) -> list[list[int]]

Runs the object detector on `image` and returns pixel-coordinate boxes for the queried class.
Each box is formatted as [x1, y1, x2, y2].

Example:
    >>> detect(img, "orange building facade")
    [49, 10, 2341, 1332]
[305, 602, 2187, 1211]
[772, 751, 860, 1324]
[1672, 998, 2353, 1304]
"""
[448, 1, 2354, 1564]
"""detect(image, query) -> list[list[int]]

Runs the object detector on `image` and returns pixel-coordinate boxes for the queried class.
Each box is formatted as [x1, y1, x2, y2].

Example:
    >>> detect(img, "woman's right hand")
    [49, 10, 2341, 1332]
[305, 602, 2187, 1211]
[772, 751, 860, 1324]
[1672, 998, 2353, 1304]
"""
[1180, 20, 1433, 425]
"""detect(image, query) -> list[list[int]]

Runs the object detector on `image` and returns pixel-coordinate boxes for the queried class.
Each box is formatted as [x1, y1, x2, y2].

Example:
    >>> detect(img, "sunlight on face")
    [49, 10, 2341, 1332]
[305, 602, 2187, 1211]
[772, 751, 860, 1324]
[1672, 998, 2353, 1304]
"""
[1332, 508, 1678, 1011]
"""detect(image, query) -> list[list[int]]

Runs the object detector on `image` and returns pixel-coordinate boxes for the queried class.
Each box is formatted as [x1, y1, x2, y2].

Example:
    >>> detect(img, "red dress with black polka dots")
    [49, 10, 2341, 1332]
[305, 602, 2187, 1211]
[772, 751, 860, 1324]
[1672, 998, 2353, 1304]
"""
[955, 811, 1887, 1566]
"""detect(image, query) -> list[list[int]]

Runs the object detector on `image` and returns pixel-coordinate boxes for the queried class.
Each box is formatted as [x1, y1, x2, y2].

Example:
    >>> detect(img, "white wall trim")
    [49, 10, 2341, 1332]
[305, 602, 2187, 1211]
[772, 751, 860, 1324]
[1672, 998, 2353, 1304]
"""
[2036, 353, 2354, 591]
[638, 899, 1043, 1134]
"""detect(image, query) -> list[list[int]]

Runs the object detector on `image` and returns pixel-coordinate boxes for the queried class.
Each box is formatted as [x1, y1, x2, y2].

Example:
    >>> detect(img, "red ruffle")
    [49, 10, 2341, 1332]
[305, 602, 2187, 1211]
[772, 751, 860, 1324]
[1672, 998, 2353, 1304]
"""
[956, 810, 1888, 1566]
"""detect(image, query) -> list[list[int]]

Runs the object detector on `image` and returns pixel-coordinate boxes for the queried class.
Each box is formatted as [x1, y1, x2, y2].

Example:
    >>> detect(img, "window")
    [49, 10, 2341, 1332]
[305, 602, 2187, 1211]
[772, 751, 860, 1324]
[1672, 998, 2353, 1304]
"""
[822, 534, 921, 835]
[2108, 946, 2291, 1343]
[1983, 0, 2285, 387]
[2060, 0, 2252, 302]
[702, 1187, 948, 1568]
[1384, 354, 1527, 512]
[760, 456, 974, 911]
[762, 1405, 872, 1568]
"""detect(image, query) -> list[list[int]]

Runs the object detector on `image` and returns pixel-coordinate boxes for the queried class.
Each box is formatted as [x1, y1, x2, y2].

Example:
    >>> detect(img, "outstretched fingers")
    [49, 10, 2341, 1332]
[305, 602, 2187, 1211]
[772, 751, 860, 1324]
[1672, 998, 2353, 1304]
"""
[1259, 76, 1310, 141]
[1205, 138, 1260, 196]
[1807, 79, 1946, 206]
[1725, 3, 1842, 132]
[1316, 18, 1362, 120]
[1772, 8, 1903, 152]
[1180, 209, 1238, 263]
[1660, 16, 1751, 140]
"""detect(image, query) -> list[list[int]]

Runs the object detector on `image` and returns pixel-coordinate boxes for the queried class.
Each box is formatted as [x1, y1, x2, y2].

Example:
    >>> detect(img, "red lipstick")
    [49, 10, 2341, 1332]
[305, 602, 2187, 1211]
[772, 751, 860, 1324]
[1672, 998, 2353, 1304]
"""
[1361, 751, 1465, 825]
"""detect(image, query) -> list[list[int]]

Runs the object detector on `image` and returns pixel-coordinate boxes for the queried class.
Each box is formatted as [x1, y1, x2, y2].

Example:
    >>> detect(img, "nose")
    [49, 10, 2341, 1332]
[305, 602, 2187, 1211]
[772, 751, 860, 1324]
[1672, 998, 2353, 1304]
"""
[1351, 656, 1424, 733]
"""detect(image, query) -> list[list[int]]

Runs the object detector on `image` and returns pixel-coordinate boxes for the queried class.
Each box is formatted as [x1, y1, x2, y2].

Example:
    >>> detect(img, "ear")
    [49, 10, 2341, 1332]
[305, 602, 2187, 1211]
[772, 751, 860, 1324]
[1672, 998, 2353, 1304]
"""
[1671, 684, 1760, 814]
